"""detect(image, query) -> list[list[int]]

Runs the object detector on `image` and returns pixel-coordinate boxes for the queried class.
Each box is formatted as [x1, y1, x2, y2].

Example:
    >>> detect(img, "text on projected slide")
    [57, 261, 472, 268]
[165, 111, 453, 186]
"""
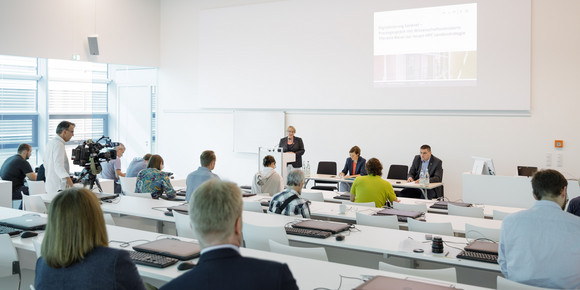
[374, 3, 477, 87]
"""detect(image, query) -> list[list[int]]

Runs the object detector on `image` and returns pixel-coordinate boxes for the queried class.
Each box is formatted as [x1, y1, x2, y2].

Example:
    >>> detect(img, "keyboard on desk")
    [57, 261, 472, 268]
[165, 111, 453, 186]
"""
[129, 251, 179, 268]
[456, 250, 498, 264]
[0, 225, 22, 236]
[285, 227, 332, 239]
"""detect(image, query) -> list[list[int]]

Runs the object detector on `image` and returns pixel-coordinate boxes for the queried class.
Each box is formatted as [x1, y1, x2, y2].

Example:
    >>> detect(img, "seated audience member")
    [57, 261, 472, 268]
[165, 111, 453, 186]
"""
[126, 153, 152, 177]
[251, 155, 283, 195]
[350, 158, 399, 208]
[100, 143, 126, 194]
[185, 150, 220, 202]
[400, 144, 443, 199]
[269, 169, 311, 218]
[35, 187, 146, 290]
[566, 181, 580, 216]
[0, 143, 37, 209]
[160, 180, 298, 290]
[498, 169, 580, 289]
[135, 154, 176, 199]
[338, 145, 367, 192]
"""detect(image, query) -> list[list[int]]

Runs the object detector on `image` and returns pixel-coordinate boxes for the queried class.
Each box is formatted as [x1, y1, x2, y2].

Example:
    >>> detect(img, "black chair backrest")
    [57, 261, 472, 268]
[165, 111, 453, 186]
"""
[517, 166, 537, 177]
[317, 161, 337, 175]
[387, 164, 408, 180]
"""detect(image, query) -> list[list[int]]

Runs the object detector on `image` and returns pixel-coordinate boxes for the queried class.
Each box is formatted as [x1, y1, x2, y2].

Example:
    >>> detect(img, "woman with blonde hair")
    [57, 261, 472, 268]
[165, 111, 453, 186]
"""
[35, 187, 146, 290]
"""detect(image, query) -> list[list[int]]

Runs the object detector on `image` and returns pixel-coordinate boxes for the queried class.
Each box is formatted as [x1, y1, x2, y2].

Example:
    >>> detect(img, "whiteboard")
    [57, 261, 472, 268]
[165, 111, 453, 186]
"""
[233, 111, 285, 153]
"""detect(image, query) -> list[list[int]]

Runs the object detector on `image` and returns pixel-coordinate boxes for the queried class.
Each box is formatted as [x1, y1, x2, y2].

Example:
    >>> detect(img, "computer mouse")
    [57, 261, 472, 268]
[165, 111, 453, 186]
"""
[164, 210, 174, 217]
[20, 231, 38, 238]
[177, 262, 196, 271]
[335, 234, 345, 241]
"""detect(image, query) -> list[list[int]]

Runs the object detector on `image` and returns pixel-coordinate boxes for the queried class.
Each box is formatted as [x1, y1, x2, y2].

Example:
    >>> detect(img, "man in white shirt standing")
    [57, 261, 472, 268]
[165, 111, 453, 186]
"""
[498, 169, 580, 289]
[44, 121, 75, 195]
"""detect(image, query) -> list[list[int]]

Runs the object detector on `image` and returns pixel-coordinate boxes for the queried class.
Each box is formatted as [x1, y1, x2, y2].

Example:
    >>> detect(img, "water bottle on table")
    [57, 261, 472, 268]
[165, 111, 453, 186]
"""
[419, 171, 426, 186]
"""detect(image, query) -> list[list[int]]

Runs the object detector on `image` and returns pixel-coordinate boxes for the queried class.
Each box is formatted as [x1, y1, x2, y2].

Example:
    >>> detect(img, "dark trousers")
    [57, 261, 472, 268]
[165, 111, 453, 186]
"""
[13, 185, 29, 210]
[398, 188, 436, 200]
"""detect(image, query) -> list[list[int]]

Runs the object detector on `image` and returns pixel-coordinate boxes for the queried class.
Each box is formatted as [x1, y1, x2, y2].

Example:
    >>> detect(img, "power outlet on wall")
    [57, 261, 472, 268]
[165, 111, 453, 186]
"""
[545, 153, 552, 167]
[556, 153, 563, 167]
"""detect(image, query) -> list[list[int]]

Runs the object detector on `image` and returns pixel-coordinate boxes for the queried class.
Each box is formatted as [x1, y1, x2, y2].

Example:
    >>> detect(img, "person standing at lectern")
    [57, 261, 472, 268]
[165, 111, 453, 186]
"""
[278, 126, 305, 168]
[399, 144, 443, 199]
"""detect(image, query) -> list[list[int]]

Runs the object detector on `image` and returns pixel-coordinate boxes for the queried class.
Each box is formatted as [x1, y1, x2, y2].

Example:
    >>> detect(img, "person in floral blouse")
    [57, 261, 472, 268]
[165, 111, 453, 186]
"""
[135, 154, 176, 199]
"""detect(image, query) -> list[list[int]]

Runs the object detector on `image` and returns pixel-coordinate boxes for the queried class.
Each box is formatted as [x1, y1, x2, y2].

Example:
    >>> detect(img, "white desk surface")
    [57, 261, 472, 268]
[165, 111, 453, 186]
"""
[41, 194, 184, 223]
[318, 191, 525, 219]
[242, 211, 500, 272]
[0, 207, 488, 290]
[245, 195, 504, 236]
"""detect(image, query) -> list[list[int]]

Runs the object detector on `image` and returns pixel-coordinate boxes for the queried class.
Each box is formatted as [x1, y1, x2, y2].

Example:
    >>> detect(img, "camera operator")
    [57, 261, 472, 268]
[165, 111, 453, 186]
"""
[100, 143, 126, 193]
[44, 121, 75, 195]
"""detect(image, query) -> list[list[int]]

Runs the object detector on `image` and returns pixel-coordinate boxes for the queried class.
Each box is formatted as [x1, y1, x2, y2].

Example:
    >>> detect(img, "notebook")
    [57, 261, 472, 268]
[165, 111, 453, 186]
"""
[133, 238, 201, 261]
[429, 201, 473, 210]
[355, 276, 456, 290]
[375, 208, 423, 219]
[0, 214, 47, 231]
[167, 204, 189, 214]
[291, 220, 350, 234]
[464, 240, 499, 255]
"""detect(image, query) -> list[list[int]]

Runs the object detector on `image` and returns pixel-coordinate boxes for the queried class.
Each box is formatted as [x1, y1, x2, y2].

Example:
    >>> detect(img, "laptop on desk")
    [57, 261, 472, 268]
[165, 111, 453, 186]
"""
[429, 201, 472, 210]
[375, 208, 423, 222]
[94, 193, 118, 201]
[464, 240, 499, 255]
[291, 220, 350, 234]
[0, 214, 47, 231]
[133, 238, 201, 261]
[174, 187, 186, 196]
[167, 204, 189, 214]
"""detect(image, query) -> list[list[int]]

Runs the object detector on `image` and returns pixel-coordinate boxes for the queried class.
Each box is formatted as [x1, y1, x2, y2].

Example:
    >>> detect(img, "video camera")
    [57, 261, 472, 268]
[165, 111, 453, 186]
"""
[71, 136, 120, 192]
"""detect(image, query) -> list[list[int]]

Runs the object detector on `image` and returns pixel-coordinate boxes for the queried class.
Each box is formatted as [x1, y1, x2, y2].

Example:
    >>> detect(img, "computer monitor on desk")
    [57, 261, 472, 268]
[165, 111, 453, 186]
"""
[471, 156, 495, 175]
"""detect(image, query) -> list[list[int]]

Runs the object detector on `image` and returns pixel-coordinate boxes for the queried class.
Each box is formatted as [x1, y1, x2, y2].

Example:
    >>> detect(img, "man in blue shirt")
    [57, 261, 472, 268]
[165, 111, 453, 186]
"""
[99, 143, 126, 193]
[185, 150, 219, 202]
[498, 169, 580, 289]
[126, 153, 152, 177]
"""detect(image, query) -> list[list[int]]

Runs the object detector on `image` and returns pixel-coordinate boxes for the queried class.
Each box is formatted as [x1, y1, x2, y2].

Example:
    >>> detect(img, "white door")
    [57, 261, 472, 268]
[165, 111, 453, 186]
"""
[118, 85, 152, 166]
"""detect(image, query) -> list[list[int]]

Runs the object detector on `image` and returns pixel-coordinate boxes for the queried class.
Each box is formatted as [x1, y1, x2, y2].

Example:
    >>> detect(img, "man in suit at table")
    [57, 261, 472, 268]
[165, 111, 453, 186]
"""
[399, 144, 443, 199]
[160, 180, 298, 290]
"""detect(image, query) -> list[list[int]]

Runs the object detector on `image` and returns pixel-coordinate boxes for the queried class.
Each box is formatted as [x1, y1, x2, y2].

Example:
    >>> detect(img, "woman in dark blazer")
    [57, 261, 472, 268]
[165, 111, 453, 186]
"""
[338, 146, 367, 192]
[278, 126, 305, 168]
[35, 187, 146, 290]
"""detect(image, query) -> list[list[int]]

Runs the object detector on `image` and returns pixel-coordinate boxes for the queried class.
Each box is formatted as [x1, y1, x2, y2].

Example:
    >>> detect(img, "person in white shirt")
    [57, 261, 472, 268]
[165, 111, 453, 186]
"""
[44, 121, 75, 194]
[498, 169, 580, 289]
[251, 155, 282, 196]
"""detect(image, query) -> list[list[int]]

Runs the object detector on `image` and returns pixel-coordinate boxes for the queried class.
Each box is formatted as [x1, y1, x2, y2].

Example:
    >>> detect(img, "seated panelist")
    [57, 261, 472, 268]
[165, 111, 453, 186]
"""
[338, 145, 367, 192]
[400, 144, 443, 199]
[350, 158, 399, 208]
[135, 154, 176, 199]
[35, 187, 146, 290]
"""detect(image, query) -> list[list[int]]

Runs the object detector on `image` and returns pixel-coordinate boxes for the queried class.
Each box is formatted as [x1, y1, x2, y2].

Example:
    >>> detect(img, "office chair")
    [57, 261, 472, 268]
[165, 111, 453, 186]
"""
[310, 161, 338, 191]
[386, 164, 409, 180]
[517, 166, 538, 177]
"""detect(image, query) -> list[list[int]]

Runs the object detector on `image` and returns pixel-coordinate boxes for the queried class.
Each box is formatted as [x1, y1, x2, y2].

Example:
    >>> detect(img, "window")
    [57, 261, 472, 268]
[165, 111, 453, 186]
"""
[47, 59, 109, 142]
[0, 55, 39, 165]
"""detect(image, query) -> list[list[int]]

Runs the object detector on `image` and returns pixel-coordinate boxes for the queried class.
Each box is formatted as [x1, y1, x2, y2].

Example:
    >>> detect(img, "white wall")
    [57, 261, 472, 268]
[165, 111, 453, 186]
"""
[0, 0, 160, 67]
[158, 0, 580, 201]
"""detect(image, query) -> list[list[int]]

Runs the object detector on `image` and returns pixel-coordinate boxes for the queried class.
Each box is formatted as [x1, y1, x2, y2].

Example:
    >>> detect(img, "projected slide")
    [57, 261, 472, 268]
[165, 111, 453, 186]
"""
[374, 3, 477, 87]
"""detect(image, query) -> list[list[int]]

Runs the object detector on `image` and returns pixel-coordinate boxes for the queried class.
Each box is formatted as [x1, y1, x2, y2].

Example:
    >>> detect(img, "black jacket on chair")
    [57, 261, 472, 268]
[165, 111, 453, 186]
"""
[160, 248, 298, 290]
[407, 155, 444, 198]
